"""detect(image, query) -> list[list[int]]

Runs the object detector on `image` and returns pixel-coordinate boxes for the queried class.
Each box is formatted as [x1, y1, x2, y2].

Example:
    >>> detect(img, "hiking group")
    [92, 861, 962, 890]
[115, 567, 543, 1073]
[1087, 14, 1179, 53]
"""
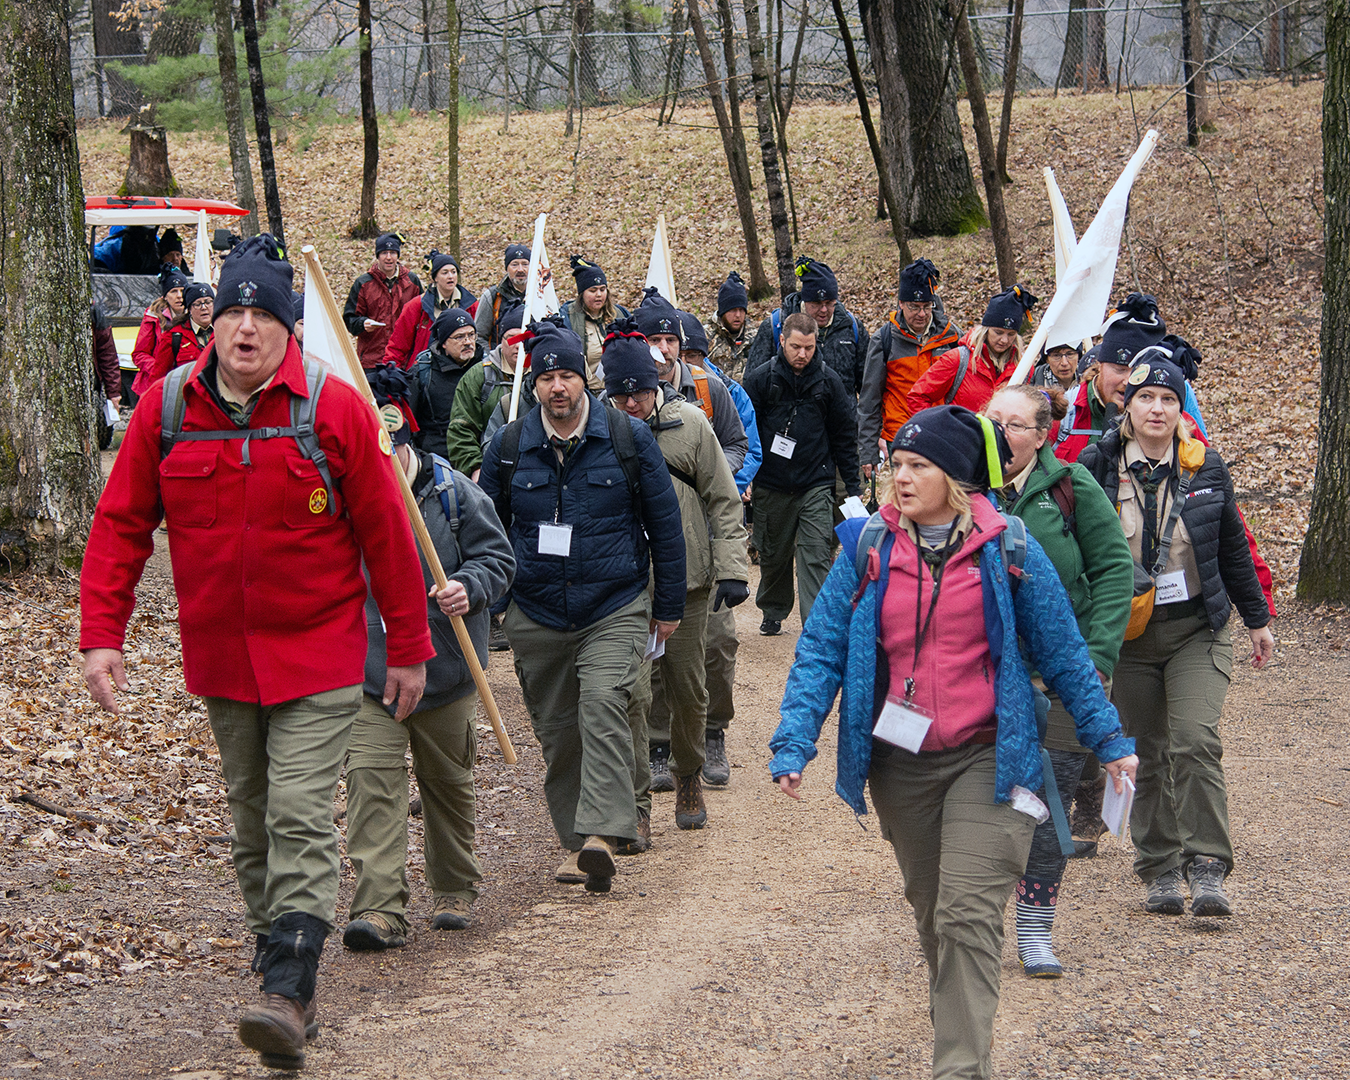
[79, 233, 1274, 1079]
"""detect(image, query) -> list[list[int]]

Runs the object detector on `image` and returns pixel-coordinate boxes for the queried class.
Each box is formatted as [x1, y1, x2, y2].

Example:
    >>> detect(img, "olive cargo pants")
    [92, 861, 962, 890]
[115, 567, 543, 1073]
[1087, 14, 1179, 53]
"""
[753, 484, 835, 626]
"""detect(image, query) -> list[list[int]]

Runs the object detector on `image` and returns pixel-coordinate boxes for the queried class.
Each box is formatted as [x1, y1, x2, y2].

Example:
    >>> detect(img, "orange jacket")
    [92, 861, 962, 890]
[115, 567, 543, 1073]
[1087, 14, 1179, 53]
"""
[907, 331, 1016, 417]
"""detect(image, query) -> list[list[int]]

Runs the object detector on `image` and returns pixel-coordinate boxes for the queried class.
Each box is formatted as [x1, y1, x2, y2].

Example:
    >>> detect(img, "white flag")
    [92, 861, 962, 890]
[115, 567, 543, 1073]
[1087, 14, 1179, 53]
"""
[508, 214, 561, 421]
[643, 214, 678, 307]
[1044, 168, 1078, 282]
[193, 209, 212, 284]
[1010, 130, 1160, 386]
[302, 269, 354, 386]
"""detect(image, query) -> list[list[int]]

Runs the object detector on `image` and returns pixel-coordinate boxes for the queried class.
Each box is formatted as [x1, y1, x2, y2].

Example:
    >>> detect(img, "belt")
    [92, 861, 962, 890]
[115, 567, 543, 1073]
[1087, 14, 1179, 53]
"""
[1151, 597, 1206, 623]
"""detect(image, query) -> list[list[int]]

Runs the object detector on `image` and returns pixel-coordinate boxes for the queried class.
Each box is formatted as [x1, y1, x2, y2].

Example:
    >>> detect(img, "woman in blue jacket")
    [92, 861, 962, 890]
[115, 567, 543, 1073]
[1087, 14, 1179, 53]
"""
[769, 405, 1137, 1080]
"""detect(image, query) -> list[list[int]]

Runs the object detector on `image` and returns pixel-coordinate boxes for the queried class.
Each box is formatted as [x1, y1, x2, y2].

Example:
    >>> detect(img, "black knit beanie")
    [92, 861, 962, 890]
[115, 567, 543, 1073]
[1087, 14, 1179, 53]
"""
[794, 257, 838, 303]
[183, 282, 215, 308]
[429, 250, 458, 278]
[890, 404, 1013, 491]
[160, 266, 190, 298]
[570, 255, 607, 293]
[212, 234, 296, 332]
[717, 271, 749, 317]
[431, 307, 474, 346]
[157, 228, 183, 258]
[1098, 293, 1166, 366]
[633, 286, 683, 341]
[524, 319, 586, 381]
[375, 232, 402, 255]
[504, 243, 531, 267]
[1123, 356, 1188, 408]
[602, 318, 660, 396]
[1131, 333, 1201, 382]
[898, 259, 940, 304]
[678, 311, 709, 357]
[982, 284, 1038, 330]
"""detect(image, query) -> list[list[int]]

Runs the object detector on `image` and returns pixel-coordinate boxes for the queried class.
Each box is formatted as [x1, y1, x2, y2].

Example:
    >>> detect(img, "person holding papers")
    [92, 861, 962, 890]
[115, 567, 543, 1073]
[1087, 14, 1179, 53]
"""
[1078, 354, 1273, 919]
[479, 320, 686, 894]
[769, 404, 1135, 1080]
[983, 385, 1133, 977]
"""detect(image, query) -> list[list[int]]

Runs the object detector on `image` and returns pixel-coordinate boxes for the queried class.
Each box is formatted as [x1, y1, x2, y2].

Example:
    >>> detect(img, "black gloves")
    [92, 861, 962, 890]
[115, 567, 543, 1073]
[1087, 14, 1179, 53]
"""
[713, 579, 750, 611]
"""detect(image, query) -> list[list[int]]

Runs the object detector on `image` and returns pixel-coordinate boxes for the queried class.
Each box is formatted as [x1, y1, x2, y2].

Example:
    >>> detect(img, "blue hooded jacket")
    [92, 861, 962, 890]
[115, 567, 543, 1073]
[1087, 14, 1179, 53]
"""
[703, 356, 761, 494]
[768, 502, 1133, 815]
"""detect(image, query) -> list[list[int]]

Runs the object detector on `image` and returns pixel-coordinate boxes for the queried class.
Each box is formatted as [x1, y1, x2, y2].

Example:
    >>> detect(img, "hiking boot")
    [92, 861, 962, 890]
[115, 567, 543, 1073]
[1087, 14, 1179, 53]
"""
[759, 618, 782, 636]
[649, 742, 675, 793]
[1068, 772, 1108, 859]
[430, 895, 473, 931]
[616, 809, 651, 856]
[238, 993, 308, 1070]
[748, 545, 759, 566]
[554, 849, 586, 884]
[1143, 866, 1185, 916]
[1186, 856, 1232, 917]
[675, 773, 708, 830]
[302, 996, 318, 1043]
[702, 730, 731, 786]
[342, 911, 406, 951]
[488, 612, 510, 652]
[578, 835, 616, 893]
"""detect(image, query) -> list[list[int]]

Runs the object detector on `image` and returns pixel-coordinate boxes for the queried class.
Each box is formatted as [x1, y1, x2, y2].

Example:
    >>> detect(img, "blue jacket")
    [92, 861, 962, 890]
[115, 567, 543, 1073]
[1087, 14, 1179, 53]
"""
[704, 356, 761, 493]
[480, 395, 687, 630]
[768, 503, 1133, 815]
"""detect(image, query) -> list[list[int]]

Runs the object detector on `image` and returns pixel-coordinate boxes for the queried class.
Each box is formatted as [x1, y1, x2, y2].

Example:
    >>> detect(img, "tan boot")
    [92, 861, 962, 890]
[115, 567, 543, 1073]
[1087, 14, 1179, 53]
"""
[554, 849, 586, 884]
[577, 835, 617, 893]
[675, 773, 707, 830]
[239, 993, 308, 1070]
[430, 895, 473, 931]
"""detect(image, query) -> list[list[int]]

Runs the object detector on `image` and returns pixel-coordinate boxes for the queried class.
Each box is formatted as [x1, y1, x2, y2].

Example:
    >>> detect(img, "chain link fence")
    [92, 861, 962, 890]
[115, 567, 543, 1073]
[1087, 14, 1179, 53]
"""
[68, 0, 1324, 121]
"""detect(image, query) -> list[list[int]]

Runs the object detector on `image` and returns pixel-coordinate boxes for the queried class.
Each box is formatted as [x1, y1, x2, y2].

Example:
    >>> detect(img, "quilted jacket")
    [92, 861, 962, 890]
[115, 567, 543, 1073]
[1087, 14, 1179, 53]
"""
[768, 498, 1133, 815]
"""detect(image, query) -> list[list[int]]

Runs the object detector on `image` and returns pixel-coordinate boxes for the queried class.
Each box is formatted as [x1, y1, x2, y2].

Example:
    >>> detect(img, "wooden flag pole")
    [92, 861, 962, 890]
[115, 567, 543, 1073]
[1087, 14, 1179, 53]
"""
[302, 247, 517, 764]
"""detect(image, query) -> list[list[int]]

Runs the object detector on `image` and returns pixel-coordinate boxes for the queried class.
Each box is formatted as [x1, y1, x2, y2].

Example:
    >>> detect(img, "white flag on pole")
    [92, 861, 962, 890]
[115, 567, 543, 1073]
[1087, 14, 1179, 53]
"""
[508, 214, 561, 421]
[193, 209, 212, 284]
[303, 269, 355, 386]
[1010, 130, 1160, 386]
[1044, 168, 1078, 282]
[644, 214, 678, 307]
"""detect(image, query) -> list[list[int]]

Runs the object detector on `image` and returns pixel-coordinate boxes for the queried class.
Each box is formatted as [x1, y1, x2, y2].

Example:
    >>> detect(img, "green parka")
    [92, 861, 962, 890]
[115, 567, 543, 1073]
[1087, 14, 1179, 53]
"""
[997, 443, 1133, 680]
[444, 348, 524, 475]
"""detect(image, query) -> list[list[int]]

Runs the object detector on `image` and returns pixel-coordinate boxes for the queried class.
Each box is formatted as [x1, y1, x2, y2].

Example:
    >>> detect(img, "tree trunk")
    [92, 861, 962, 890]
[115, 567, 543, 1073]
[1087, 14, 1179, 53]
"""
[858, 0, 985, 237]
[743, 0, 794, 296]
[620, 0, 643, 92]
[212, 0, 259, 237]
[447, 0, 460, 253]
[421, 0, 437, 108]
[1057, 0, 1108, 92]
[1181, 0, 1200, 145]
[715, 0, 757, 205]
[239, 0, 284, 249]
[1299, 0, 1350, 601]
[92, 0, 143, 117]
[686, 0, 773, 300]
[951, 0, 1014, 285]
[120, 120, 179, 196]
[0, 0, 101, 567]
[995, 0, 1023, 185]
[1186, 0, 1210, 126]
[575, 0, 597, 105]
[145, 5, 205, 61]
[353, 0, 380, 238]
[832, 0, 911, 261]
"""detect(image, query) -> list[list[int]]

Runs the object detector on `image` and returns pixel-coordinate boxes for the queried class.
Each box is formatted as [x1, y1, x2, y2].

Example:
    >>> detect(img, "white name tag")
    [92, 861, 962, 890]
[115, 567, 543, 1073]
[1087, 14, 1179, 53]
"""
[1154, 569, 1189, 604]
[874, 696, 933, 753]
[770, 433, 797, 459]
[538, 522, 573, 557]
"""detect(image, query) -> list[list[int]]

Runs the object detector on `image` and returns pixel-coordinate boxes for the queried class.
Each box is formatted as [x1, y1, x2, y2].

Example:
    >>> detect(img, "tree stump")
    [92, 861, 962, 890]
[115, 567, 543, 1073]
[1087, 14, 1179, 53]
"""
[120, 121, 179, 196]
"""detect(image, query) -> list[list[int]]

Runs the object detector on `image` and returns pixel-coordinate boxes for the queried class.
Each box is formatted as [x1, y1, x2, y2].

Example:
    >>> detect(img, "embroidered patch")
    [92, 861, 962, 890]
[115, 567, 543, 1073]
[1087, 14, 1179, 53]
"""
[377, 426, 393, 456]
[309, 488, 328, 514]
[1127, 364, 1151, 385]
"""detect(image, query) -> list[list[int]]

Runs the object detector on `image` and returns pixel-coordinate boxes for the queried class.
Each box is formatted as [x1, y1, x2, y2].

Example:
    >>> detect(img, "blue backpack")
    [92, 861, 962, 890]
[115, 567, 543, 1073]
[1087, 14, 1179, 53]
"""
[851, 509, 1073, 856]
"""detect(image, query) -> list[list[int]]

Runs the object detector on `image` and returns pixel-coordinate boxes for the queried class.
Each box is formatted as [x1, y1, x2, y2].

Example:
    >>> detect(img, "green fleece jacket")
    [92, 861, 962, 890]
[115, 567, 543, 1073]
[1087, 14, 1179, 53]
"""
[997, 443, 1133, 679]
[444, 350, 521, 475]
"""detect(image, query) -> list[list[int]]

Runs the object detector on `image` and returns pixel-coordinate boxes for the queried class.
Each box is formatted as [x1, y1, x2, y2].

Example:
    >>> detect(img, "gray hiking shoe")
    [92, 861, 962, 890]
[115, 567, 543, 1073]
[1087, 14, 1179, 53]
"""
[702, 730, 731, 786]
[650, 742, 674, 793]
[1186, 856, 1232, 917]
[1143, 866, 1185, 915]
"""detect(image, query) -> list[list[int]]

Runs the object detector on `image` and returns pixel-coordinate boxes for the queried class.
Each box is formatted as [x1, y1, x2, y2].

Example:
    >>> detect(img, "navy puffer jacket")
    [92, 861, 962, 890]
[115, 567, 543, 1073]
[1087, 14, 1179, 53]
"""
[480, 396, 687, 630]
[1078, 427, 1270, 632]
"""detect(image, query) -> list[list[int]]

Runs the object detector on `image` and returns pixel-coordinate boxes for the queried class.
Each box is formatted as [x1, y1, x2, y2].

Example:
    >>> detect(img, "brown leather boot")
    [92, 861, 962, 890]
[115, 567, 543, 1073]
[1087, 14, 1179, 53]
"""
[616, 809, 652, 856]
[675, 773, 707, 830]
[577, 835, 617, 893]
[239, 992, 308, 1069]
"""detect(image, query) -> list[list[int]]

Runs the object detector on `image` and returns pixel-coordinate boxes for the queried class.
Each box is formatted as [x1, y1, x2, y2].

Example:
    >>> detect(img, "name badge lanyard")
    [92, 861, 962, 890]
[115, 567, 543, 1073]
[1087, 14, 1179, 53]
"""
[903, 518, 960, 705]
[778, 401, 799, 443]
[1128, 456, 1188, 577]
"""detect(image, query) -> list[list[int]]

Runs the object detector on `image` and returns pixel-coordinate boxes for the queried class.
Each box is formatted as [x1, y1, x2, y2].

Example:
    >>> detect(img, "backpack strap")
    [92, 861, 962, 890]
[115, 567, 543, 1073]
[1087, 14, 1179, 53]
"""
[429, 453, 462, 537]
[687, 365, 715, 421]
[480, 362, 501, 406]
[1040, 745, 1076, 857]
[604, 407, 645, 536]
[1048, 474, 1077, 536]
[494, 417, 525, 533]
[999, 512, 1030, 592]
[944, 346, 972, 405]
[851, 511, 893, 605]
[491, 292, 502, 345]
[287, 359, 336, 514]
[159, 363, 198, 459]
[170, 331, 183, 365]
[850, 313, 859, 346]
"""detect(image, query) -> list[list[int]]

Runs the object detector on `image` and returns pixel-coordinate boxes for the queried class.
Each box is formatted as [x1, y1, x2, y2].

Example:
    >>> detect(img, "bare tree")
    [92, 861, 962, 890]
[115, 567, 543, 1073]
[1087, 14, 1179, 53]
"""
[239, 0, 284, 248]
[353, 0, 380, 237]
[687, 0, 773, 300]
[743, 0, 794, 296]
[92, 0, 143, 117]
[0, 0, 101, 566]
[212, 0, 259, 236]
[1299, 0, 1350, 601]
[1057, 0, 1108, 92]
[447, 0, 461, 253]
[995, 0, 1024, 185]
[714, 0, 756, 207]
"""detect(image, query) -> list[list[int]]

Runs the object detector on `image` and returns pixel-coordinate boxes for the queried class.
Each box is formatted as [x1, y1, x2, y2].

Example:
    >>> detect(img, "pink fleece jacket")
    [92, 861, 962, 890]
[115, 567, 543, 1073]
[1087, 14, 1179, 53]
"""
[878, 496, 1006, 751]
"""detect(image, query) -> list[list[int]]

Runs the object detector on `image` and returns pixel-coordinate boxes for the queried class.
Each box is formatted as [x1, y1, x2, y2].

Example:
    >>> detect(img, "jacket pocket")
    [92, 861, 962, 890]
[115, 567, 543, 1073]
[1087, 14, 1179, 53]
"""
[283, 457, 343, 527]
[586, 467, 630, 518]
[160, 450, 218, 528]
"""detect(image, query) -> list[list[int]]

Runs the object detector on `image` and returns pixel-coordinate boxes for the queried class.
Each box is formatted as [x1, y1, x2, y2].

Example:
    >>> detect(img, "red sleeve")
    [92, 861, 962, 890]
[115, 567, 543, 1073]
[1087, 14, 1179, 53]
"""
[80, 391, 169, 651]
[906, 347, 960, 417]
[1236, 506, 1278, 618]
[383, 297, 420, 368]
[466, 299, 479, 320]
[94, 325, 120, 397]
[326, 382, 436, 667]
[132, 314, 159, 375]
[147, 329, 179, 385]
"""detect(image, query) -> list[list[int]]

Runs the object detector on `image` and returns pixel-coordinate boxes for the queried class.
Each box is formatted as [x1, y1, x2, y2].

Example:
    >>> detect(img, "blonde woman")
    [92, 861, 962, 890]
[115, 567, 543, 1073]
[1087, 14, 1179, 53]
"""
[906, 284, 1036, 415]
[559, 255, 628, 391]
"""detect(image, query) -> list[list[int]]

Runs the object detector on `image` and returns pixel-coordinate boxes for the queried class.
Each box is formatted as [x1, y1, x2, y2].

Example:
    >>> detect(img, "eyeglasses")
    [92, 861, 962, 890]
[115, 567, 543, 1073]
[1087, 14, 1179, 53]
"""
[609, 390, 654, 406]
[1000, 420, 1041, 436]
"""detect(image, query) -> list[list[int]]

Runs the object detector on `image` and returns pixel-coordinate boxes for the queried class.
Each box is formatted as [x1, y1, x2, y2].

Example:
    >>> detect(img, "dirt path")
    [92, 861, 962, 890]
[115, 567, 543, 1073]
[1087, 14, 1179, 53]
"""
[4, 569, 1350, 1079]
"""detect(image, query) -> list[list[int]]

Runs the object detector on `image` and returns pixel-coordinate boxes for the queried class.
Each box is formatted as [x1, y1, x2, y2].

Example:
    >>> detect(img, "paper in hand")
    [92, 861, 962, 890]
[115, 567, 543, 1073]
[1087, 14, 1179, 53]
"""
[103, 399, 119, 426]
[1101, 772, 1136, 839]
[643, 630, 665, 662]
[839, 495, 869, 520]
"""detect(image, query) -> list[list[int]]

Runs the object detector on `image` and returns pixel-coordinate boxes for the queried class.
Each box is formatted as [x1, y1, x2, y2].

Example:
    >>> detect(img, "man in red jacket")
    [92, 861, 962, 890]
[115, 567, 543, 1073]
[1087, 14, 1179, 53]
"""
[343, 232, 422, 368]
[80, 236, 434, 1071]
